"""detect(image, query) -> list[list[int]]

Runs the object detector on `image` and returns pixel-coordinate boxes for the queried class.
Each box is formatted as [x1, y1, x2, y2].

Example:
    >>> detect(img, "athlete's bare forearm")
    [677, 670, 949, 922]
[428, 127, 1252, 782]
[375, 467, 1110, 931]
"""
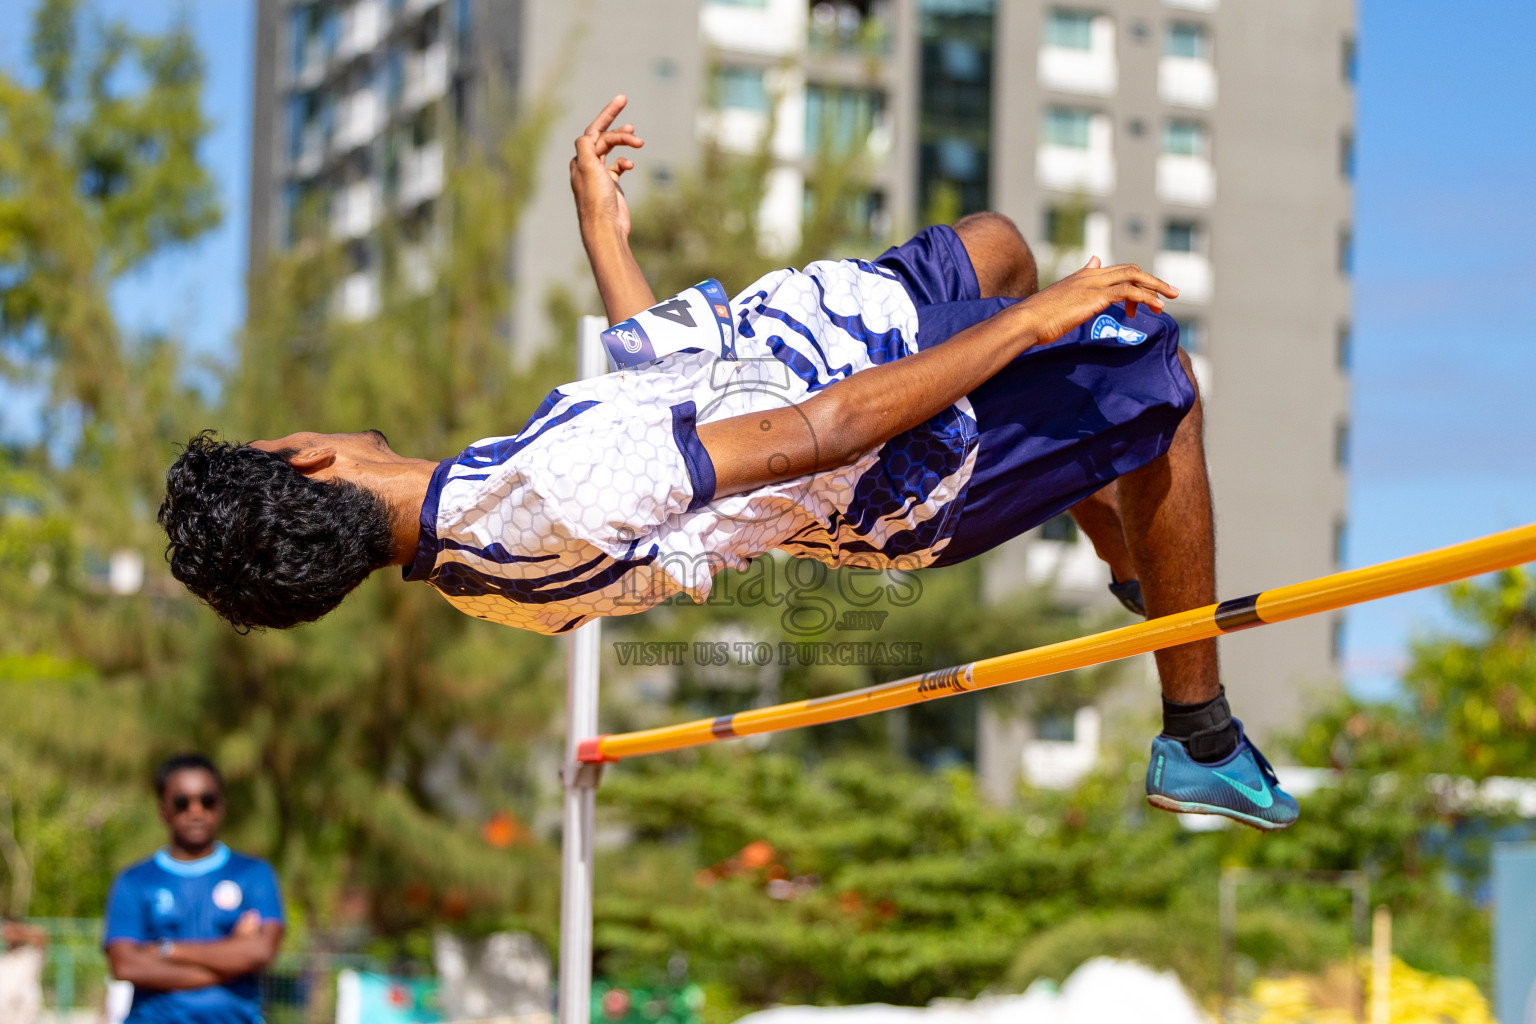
[569, 95, 657, 323]
[582, 224, 657, 324]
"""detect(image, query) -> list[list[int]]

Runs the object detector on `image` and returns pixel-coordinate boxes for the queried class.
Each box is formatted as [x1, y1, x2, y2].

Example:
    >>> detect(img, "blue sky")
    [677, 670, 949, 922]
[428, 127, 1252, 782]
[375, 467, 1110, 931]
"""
[2, 0, 1533, 699]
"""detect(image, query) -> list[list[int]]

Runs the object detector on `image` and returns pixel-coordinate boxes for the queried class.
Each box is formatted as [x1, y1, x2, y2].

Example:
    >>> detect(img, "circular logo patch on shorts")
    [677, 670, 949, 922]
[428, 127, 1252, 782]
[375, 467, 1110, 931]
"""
[212, 879, 243, 911]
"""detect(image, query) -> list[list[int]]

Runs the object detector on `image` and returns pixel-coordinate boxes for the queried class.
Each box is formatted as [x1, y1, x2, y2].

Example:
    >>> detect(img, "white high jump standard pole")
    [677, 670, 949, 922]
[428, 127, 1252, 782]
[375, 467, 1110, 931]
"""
[557, 316, 608, 1024]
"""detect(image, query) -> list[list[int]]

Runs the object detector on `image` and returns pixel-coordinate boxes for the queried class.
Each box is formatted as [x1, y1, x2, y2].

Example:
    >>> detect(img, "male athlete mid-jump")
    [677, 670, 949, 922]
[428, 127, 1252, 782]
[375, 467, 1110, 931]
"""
[160, 97, 1297, 830]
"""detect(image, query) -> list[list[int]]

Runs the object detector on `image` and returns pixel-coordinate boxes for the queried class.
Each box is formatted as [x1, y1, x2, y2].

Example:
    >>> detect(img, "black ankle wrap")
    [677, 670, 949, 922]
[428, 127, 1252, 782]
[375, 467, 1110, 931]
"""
[1161, 688, 1239, 762]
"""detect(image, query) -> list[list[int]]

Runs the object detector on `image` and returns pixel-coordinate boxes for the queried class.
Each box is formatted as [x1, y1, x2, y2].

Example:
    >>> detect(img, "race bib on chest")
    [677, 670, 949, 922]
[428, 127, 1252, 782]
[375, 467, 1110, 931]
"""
[601, 279, 736, 370]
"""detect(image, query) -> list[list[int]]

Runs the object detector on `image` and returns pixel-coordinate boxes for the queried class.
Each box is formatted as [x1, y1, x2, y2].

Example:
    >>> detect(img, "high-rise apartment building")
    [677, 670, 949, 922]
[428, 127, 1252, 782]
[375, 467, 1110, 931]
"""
[249, 0, 1354, 789]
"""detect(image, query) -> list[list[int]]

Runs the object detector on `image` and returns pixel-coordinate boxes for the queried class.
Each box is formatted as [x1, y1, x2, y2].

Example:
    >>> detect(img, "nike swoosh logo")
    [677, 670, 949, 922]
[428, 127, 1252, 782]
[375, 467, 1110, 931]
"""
[1212, 770, 1275, 808]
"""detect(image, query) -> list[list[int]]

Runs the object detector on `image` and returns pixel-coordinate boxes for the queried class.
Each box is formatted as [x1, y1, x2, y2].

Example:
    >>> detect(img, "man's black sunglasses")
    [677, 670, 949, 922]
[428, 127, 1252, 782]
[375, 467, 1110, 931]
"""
[170, 793, 221, 812]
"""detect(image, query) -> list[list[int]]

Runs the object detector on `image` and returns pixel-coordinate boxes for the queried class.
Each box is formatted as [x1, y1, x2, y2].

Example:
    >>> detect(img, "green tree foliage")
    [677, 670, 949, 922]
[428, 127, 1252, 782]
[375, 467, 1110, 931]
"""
[0, 0, 571, 938]
[0, 0, 222, 918]
[588, 573, 1536, 1008]
[0, 0, 217, 417]
[152, 89, 579, 938]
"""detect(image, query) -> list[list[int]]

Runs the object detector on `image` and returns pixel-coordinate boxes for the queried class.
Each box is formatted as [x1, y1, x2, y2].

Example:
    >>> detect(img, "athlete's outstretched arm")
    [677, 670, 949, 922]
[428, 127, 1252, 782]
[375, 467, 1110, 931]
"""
[700, 259, 1177, 498]
[570, 95, 657, 323]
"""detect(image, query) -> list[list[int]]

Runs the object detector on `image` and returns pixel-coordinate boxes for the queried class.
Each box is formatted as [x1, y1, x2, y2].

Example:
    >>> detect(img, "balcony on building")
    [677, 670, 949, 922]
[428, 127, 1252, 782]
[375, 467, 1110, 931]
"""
[291, 123, 326, 178]
[1021, 514, 1112, 597]
[700, 64, 804, 163]
[1159, 22, 1217, 108]
[807, 0, 892, 56]
[1154, 219, 1212, 304]
[1038, 8, 1117, 97]
[759, 166, 805, 257]
[337, 270, 380, 321]
[399, 242, 435, 294]
[401, 42, 449, 111]
[1165, 0, 1218, 11]
[1036, 106, 1115, 194]
[398, 140, 444, 207]
[1021, 706, 1102, 790]
[332, 85, 382, 153]
[331, 179, 380, 240]
[702, 0, 807, 58]
[1156, 118, 1215, 205]
[335, 0, 384, 63]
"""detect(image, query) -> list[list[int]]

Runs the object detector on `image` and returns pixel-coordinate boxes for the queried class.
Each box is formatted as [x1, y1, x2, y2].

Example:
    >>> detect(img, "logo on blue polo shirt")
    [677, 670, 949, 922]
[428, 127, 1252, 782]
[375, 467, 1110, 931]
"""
[1090, 314, 1148, 345]
[152, 888, 176, 915]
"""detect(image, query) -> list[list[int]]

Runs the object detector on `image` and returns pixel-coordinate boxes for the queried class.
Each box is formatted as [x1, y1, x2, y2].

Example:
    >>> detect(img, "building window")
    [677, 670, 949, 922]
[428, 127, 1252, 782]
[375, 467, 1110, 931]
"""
[1043, 205, 1088, 249]
[1176, 318, 1203, 353]
[653, 58, 677, 80]
[938, 37, 985, 81]
[454, 0, 472, 49]
[1043, 106, 1093, 148]
[1331, 615, 1345, 664]
[1162, 219, 1202, 253]
[806, 85, 886, 159]
[1333, 516, 1347, 567]
[1337, 322, 1352, 370]
[1034, 708, 1077, 742]
[1335, 419, 1349, 469]
[1340, 130, 1355, 179]
[935, 138, 981, 180]
[1338, 227, 1353, 274]
[1342, 36, 1358, 84]
[288, 5, 315, 76]
[1161, 118, 1208, 157]
[1045, 9, 1095, 50]
[920, 1, 995, 220]
[713, 66, 771, 113]
[1165, 22, 1209, 60]
[382, 48, 403, 109]
[1039, 513, 1079, 543]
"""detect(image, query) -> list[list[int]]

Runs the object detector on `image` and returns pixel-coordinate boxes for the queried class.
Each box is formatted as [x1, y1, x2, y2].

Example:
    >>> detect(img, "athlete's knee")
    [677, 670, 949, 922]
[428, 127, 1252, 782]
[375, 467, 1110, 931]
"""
[954, 211, 1038, 300]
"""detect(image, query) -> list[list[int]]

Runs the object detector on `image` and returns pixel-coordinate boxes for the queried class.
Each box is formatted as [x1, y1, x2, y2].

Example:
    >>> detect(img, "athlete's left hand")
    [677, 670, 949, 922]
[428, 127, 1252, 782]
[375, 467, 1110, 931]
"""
[1017, 256, 1179, 345]
[570, 95, 645, 240]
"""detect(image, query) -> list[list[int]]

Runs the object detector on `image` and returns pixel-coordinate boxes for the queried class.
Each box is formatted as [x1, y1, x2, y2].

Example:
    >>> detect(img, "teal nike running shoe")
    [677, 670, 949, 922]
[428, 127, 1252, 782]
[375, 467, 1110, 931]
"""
[1145, 721, 1299, 831]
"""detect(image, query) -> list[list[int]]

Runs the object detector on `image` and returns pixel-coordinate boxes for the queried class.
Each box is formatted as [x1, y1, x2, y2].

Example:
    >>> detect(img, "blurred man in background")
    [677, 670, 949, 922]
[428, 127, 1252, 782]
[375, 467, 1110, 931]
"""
[103, 754, 285, 1024]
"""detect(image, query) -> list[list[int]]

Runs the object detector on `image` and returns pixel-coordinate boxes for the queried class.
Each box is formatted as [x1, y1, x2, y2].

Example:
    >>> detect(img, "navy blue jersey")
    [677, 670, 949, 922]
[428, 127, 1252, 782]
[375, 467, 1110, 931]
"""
[103, 844, 285, 1024]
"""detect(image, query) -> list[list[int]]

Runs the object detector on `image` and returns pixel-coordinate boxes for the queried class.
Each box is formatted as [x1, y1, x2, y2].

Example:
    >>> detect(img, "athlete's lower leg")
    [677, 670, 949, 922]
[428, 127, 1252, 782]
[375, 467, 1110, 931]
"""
[1116, 351, 1219, 706]
[1067, 483, 1136, 585]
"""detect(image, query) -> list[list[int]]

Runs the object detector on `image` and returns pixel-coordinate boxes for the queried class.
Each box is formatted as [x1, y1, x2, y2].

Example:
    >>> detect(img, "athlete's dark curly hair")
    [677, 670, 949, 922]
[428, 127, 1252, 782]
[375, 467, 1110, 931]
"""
[159, 431, 396, 631]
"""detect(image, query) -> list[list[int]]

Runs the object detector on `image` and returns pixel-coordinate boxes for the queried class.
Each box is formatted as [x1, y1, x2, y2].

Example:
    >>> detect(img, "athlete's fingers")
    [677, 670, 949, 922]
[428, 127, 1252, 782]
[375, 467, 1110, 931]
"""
[583, 94, 628, 136]
[1116, 284, 1165, 312]
[1108, 264, 1177, 298]
[592, 131, 644, 158]
[611, 157, 635, 178]
[1084, 255, 1102, 270]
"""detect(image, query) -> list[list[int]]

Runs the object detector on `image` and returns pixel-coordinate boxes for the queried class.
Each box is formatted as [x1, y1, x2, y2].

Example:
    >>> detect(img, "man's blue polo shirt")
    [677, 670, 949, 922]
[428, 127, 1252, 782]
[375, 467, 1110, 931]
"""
[103, 843, 285, 1024]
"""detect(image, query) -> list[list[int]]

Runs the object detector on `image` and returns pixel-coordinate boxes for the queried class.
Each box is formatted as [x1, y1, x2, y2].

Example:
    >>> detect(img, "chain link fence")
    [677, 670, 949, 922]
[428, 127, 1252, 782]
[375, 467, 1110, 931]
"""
[21, 919, 408, 1024]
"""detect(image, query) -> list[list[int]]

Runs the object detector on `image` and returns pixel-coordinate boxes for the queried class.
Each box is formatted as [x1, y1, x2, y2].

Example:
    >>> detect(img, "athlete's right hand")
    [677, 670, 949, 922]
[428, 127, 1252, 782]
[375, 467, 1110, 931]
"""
[570, 95, 645, 240]
[1018, 257, 1179, 345]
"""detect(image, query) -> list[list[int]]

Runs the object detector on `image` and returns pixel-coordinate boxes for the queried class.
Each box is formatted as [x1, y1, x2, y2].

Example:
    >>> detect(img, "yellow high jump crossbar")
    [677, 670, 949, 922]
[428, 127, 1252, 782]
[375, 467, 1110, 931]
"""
[578, 522, 1536, 765]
